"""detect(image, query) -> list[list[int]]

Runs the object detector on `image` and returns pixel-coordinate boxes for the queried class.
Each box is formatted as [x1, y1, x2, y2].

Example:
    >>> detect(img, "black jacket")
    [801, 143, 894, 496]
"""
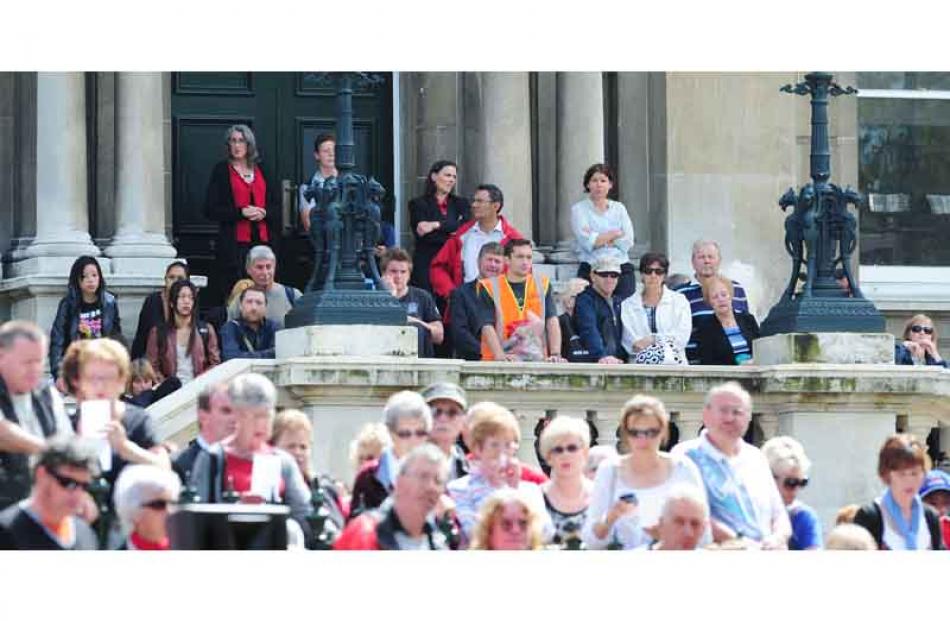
[0, 377, 62, 510]
[408, 194, 470, 292]
[203, 160, 280, 273]
[449, 280, 491, 361]
[693, 312, 760, 365]
[573, 287, 625, 361]
[0, 504, 98, 550]
[131, 290, 165, 360]
[49, 287, 123, 380]
[853, 500, 944, 550]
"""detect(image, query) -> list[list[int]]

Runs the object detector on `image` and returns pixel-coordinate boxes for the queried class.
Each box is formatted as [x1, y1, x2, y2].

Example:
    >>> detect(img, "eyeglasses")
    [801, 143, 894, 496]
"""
[641, 268, 667, 276]
[432, 407, 463, 419]
[498, 518, 529, 534]
[594, 272, 620, 279]
[141, 499, 176, 511]
[550, 443, 581, 455]
[911, 325, 934, 335]
[779, 477, 809, 489]
[48, 469, 91, 492]
[626, 427, 662, 439]
[228, 137, 247, 144]
[394, 429, 429, 439]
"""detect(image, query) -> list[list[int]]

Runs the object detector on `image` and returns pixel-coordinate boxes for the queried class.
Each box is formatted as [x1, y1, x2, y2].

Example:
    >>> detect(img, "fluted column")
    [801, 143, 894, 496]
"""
[480, 73, 533, 239]
[24, 72, 100, 260]
[105, 72, 177, 268]
[556, 72, 604, 250]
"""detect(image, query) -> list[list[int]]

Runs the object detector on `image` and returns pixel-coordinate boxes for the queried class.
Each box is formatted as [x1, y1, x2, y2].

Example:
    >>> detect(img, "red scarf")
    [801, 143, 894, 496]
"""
[130, 531, 170, 551]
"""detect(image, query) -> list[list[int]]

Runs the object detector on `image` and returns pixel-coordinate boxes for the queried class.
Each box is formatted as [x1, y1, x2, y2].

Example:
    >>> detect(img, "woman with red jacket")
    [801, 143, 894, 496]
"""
[146, 280, 220, 388]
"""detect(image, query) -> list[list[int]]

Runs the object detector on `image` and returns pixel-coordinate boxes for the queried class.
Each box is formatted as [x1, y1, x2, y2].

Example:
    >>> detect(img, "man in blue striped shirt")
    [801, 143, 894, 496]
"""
[674, 240, 751, 365]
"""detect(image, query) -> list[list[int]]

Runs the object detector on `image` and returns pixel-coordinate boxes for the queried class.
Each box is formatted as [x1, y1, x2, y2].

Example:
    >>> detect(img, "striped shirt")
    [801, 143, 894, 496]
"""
[675, 279, 750, 364]
[724, 325, 752, 364]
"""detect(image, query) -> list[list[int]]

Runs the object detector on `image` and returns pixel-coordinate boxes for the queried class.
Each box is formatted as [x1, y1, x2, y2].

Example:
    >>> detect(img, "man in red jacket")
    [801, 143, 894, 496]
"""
[429, 184, 523, 307]
[334, 444, 451, 550]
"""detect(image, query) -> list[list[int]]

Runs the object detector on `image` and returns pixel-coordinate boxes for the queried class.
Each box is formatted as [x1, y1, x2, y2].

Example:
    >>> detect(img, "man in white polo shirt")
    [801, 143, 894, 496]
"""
[671, 381, 790, 549]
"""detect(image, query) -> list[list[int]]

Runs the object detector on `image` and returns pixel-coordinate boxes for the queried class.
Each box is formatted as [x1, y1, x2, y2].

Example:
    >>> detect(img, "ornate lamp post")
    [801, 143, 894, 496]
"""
[760, 72, 885, 336]
[284, 73, 406, 328]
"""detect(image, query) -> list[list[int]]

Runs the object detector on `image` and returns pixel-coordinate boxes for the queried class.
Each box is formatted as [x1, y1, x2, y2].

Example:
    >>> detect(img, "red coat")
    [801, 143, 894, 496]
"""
[428, 216, 523, 302]
[333, 513, 383, 550]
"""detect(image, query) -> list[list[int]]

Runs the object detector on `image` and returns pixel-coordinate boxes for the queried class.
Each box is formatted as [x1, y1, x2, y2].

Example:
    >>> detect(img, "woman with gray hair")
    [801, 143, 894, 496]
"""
[203, 124, 278, 298]
[349, 390, 433, 519]
[112, 464, 181, 550]
[762, 435, 822, 550]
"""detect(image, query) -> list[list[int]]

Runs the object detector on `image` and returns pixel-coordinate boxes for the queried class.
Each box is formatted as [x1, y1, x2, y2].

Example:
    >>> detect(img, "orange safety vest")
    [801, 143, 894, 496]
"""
[479, 273, 548, 361]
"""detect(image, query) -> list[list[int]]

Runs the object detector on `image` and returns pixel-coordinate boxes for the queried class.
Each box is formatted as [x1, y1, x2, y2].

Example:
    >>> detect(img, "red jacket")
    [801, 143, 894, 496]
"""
[428, 216, 523, 302]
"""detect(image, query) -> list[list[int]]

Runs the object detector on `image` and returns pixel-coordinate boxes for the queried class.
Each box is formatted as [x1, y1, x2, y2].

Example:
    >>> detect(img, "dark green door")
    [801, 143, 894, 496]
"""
[171, 72, 394, 310]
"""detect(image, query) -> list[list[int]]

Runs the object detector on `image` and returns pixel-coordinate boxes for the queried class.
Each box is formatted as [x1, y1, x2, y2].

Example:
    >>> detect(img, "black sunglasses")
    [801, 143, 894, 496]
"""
[432, 407, 463, 419]
[911, 325, 934, 335]
[550, 443, 581, 455]
[641, 268, 667, 275]
[780, 477, 809, 489]
[48, 469, 91, 492]
[626, 428, 662, 439]
[141, 499, 176, 511]
[594, 272, 620, 279]
[394, 429, 430, 439]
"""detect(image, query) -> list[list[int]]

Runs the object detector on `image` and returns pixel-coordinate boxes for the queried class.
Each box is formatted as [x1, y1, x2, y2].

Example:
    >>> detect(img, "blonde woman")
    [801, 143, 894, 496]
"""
[538, 416, 592, 547]
[582, 395, 708, 550]
[469, 487, 545, 550]
[348, 422, 392, 474]
[895, 314, 946, 367]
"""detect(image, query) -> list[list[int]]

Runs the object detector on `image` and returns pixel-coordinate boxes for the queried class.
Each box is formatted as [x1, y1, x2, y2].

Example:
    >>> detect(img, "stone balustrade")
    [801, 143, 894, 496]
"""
[148, 356, 950, 534]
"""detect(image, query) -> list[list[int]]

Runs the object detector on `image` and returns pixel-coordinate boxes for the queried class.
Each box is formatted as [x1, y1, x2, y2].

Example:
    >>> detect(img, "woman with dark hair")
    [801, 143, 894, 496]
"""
[570, 163, 636, 301]
[620, 252, 691, 365]
[408, 160, 470, 295]
[145, 279, 220, 387]
[693, 275, 760, 366]
[853, 434, 945, 550]
[49, 255, 124, 380]
[130, 261, 189, 359]
[894, 313, 947, 367]
[203, 124, 278, 297]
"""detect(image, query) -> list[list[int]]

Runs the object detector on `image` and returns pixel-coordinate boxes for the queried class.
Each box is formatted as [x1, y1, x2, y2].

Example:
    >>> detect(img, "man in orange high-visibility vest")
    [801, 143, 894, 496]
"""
[478, 239, 564, 362]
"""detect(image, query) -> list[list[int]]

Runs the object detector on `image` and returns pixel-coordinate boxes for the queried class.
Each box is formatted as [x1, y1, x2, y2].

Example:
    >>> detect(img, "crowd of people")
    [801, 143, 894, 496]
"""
[1, 318, 948, 550]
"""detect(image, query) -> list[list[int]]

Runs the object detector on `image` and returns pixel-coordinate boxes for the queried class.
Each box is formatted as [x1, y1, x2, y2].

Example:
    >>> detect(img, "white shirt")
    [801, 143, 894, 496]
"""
[10, 388, 72, 439]
[175, 343, 195, 383]
[620, 286, 693, 358]
[581, 452, 710, 550]
[877, 497, 932, 550]
[672, 432, 790, 542]
[461, 220, 505, 283]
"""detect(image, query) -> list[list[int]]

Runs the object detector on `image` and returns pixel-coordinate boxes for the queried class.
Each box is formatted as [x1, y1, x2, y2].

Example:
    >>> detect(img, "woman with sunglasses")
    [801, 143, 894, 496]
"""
[349, 391, 433, 520]
[620, 252, 691, 365]
[762, 436, 821, 550]
[538, 416, 592, 548]
[112, 464, 181, 550]
[582, 395, 708, 550]
[894, 314, 947, 367]
[469, 487, 546, 550]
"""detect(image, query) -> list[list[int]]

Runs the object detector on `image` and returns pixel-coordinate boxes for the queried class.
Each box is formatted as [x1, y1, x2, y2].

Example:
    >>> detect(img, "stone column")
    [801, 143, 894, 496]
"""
[23, 72, 101, 268]
[105, 72, 177, 271]
[480, 73, 533, 239]
[555, 72, 604, 254]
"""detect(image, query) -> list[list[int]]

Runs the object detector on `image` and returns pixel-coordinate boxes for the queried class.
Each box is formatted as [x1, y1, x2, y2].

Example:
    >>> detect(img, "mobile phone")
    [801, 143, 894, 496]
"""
[619, 492, 638, 504]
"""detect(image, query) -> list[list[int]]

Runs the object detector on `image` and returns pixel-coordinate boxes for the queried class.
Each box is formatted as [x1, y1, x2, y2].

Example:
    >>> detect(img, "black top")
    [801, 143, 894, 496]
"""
[105, 405, 160, 490]
[448, 280, 493, 361]
[408, 194, 470, 293]
[853, 500, 944, 550]
[0, 504, 98, 550]
[131, 291, 165, 360]
[397, 286, 441, 358]
[693, 312, 760, 365]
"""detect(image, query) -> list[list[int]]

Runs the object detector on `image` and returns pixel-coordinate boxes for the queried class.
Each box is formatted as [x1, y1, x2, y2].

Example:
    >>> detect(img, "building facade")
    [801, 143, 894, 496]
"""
[0, 71, 943, 349]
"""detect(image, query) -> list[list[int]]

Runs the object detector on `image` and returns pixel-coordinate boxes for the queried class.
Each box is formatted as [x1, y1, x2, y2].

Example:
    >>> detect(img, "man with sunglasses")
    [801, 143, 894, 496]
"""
[672, 382, 790, 550]
[573, 256, 626, 364]
[0, 437, 99, 550]
[350, 391, 433, 520]
[421, 382, 469, 481]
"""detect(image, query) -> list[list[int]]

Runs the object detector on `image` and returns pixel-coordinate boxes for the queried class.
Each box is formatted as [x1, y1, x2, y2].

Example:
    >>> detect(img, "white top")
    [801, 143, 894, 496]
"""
[672, 432, 790, 542]
[175, 343, 194, 383]
[581, 452, 710, 550]
[570, 198, 635, 266]
[10, 387, 72, 439]
[461, 220, 505, 283]
[877, 497, 932, 550]
[620, 286, 692, 357]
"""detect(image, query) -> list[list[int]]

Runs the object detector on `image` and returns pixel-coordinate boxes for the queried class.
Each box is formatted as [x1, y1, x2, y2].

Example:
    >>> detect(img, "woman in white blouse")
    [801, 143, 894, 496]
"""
[570, 163, 636, 300]
[581, 395, 709, 550]
[620, 252, 691, 365]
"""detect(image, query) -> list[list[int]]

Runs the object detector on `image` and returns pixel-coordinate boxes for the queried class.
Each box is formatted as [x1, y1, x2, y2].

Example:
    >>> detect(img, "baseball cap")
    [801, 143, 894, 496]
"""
[592, 256, 622, 275]
[920, 469, 950, 499]
[420, 382, 467, 410]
